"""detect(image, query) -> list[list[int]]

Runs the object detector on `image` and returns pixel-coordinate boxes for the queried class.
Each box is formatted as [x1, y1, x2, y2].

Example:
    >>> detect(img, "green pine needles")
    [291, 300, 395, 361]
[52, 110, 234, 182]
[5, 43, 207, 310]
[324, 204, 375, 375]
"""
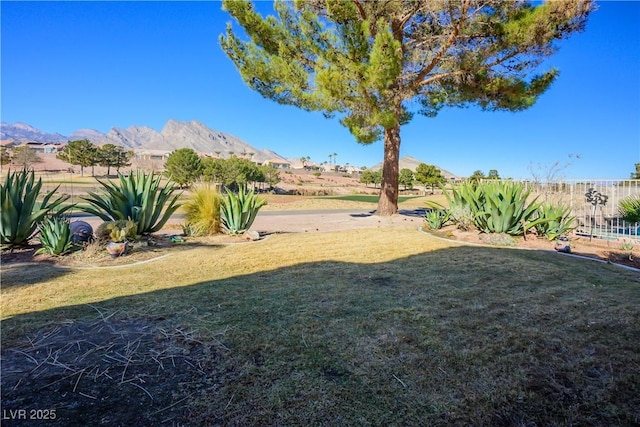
[220, 0, 593, 215]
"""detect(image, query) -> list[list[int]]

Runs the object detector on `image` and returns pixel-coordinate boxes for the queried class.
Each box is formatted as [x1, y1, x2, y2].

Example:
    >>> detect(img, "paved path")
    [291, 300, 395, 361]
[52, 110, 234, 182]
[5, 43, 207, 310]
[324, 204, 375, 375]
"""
[69, 209, 426, 234]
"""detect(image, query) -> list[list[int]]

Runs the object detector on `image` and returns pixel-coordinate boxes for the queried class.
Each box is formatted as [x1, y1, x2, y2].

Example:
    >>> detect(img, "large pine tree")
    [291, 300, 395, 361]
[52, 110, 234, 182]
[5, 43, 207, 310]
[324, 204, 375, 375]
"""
[220, 0, 593, 216]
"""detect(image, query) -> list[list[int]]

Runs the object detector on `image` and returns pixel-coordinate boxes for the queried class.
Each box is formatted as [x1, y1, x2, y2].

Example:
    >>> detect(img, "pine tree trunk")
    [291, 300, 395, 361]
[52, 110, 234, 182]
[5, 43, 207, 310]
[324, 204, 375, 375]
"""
[377, 125, 400, 216]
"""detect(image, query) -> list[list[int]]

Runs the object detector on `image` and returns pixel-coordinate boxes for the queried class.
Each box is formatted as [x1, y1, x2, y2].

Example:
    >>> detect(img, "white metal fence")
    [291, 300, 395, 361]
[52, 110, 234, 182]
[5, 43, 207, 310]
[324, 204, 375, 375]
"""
[527, 179, 640, 242]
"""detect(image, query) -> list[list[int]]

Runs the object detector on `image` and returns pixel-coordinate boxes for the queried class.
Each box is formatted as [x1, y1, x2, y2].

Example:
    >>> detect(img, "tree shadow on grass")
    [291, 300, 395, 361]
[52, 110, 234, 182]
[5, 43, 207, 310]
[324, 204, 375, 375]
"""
[1, 263, 71, 288]
[1, 245, 639, 426]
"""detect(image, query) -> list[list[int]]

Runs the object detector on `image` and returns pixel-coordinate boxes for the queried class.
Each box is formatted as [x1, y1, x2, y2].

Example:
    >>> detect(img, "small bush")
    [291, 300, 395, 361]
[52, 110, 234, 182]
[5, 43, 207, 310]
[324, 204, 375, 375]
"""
[424, 208, 449, 230]
[182, 182, 222, 236]
[95, 220, 138, 243]
[449, 205, 475, 231]
[313, 172, 321, 177]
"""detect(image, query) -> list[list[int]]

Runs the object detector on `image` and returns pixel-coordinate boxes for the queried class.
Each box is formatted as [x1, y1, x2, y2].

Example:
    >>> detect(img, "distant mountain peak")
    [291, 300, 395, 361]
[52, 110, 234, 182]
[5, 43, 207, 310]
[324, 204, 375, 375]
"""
[1, 122, 67, 142]
[1, 120, 288, 164]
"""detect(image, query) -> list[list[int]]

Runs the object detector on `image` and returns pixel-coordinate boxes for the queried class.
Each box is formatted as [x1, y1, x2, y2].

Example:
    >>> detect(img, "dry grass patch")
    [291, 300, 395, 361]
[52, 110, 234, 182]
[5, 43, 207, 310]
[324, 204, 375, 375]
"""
[2, 228, 639, 425]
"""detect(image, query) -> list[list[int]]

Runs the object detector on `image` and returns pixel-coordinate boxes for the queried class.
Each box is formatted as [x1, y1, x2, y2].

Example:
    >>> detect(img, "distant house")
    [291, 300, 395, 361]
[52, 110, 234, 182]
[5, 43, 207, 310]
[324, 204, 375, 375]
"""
[135, 149, 171, 161]
[263, 158, 291, 169]
[22, 141, 63, 153]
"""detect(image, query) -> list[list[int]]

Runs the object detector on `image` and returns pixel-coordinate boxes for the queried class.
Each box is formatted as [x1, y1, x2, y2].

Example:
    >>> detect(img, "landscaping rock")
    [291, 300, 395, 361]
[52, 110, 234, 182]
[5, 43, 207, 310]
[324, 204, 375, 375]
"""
[243, 230, 260, 241]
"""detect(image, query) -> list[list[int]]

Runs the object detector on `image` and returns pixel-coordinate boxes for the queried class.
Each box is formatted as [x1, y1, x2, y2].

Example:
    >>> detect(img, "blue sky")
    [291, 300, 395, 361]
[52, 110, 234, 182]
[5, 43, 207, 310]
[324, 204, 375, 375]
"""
[1, 1, 638, 179]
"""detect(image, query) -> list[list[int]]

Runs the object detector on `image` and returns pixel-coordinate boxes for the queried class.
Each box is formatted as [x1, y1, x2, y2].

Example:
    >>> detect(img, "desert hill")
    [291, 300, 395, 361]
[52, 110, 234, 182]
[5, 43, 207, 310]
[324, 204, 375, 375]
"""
[1, 120, 287, 164]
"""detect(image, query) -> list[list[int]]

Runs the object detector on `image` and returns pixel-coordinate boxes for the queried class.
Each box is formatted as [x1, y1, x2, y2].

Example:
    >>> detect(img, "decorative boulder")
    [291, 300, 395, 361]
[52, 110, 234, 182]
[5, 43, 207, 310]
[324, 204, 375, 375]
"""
[70, 221, 94, 243]
[243, 230, 260, 241]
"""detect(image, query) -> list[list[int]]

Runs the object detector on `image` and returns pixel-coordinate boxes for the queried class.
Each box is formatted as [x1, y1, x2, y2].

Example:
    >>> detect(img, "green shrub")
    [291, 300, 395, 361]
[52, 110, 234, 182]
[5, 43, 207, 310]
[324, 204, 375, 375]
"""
[95, 220, 138, 243]
[182, 182, 222, 236]
[221, 186, 266, 235]
[534, 203, 576, 241]
[35, 216, 75, 256]
[1, 169, 71, 247]
[80, 171, 182, 235]
[618, 196, 640, 224]
[449, 205, 476, 231]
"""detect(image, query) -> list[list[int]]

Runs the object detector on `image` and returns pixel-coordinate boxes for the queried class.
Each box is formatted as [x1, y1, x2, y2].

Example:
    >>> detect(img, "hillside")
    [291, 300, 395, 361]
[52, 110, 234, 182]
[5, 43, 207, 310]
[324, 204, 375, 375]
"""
[370, 155, 459, 180]
[1, 120, 287, 164]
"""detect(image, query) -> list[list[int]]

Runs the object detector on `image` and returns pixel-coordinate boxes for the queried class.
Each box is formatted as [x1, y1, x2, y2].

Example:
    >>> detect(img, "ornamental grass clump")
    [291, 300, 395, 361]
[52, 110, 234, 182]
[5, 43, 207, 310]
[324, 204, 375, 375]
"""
[221, 186, 266, 235]
[1, 169, 72, 247]
[182, 182, 222, 236]
[80, 171, 182, 235]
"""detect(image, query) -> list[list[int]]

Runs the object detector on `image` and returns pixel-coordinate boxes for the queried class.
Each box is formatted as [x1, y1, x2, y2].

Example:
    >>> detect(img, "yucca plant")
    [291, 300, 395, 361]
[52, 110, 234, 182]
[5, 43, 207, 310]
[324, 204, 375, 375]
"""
[220, 186, 266, 235]
[1, 169, 71, 247]
[618, 196, 640, 224]
[182, 182, 222, 236]
[35, 216, 75, 256]
[80, 171, 182, 235]
[534, 203, 577, 241]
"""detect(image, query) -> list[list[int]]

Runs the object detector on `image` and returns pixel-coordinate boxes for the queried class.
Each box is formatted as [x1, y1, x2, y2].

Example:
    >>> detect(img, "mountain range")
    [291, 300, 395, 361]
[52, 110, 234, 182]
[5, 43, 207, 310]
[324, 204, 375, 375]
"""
[0, 120, 287, 163]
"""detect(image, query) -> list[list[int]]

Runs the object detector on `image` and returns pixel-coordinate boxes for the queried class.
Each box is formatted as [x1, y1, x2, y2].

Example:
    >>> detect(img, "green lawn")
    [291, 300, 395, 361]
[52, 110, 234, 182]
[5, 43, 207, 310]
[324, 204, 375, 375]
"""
[2, 228, 639, 425]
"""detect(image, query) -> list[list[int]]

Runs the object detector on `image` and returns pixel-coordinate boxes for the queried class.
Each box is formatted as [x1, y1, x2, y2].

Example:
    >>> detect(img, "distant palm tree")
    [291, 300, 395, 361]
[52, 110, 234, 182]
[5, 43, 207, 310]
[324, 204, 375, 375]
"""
[214, 151, 221, 158]
[328, 154, 333, 165]
[333, 152, 338, 166]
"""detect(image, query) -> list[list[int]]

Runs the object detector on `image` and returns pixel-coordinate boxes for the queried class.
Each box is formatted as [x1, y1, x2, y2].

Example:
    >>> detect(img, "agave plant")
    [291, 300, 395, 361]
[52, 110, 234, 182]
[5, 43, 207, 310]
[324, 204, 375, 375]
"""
[443, 180, 484, 215]
[35, 216, 75, 256]
[1, 169, 71, 247]
[618, 196, 640, 224]
[474, 181, 544, 235]
[220, 186, 266, 235]
[534, 203, 577, 241]
[423, 201, 450, 230]
[80, 171, 182, 235]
